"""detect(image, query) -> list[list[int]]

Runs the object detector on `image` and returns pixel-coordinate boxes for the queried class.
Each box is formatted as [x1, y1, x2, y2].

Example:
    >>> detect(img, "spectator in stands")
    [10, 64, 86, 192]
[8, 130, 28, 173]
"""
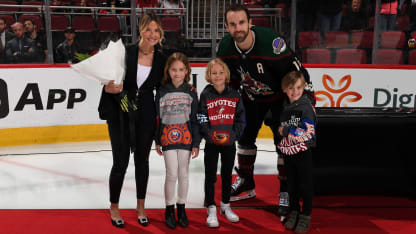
[55, 27, 80, 63]
[342, 0, 370, 32]
[379, 0, 399, 32]
[317, 0, 344, 38]
[0, 17, 15, 64]
[160, 0, 184, 14]
[403, 0, 416, 33]
[5, 22, 38, 64]
[75, 0, 93, 14]
[296, 0, 318, 32]
[24, 18, 48, 63]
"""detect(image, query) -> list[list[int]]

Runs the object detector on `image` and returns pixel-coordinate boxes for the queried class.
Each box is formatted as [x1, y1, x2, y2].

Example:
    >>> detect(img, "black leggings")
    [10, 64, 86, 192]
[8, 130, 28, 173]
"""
[107, 119, 154, 203]
[204, 143, 236, 206]
[283, 150, 313, 215]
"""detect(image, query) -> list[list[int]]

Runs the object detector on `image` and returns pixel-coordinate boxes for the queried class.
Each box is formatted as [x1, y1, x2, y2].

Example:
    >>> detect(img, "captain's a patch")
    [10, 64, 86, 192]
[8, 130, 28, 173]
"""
[272, 37, 286, 55]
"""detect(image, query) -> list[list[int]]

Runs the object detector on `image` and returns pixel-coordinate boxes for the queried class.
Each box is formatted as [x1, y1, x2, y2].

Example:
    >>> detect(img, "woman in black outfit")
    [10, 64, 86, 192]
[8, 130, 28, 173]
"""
[98, 13, 166, 228]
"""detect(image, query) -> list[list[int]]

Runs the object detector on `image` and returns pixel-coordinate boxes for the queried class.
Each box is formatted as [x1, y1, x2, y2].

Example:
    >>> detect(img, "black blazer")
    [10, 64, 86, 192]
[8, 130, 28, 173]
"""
[98, 43, 167, 124]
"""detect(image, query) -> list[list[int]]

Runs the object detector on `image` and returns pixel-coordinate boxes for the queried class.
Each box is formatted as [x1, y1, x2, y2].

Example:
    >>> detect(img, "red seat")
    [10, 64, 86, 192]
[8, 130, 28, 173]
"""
[298, 31, 321, 48]
[51, 15, 69, 31]
[0, 14, 15, 30]
[19, 15, 42, 31]
[0, 1, 18, 12]
[335, 49, 366, 64]
[97, 16, 119, 32]
[251, 17, 271, 28]
[302, 48, 331, 64]
[396, 15, 409, 31]
[20, 1, 43, 12]
[380, 31, 406, 49]
[136, 0, 158, 7]
[350, 31, 373, 48]
[161, 16, 180, 32]
[409, 50, 416, 65]
[71, 15, 95, 31]
[376, 49, 403, 64]
[324, 31, 349, 48]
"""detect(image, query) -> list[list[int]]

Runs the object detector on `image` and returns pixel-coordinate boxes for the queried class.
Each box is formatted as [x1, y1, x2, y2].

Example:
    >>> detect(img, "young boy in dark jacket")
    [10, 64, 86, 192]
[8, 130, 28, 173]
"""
[276, 71, 316, 233]
[198, 58, 246, 228]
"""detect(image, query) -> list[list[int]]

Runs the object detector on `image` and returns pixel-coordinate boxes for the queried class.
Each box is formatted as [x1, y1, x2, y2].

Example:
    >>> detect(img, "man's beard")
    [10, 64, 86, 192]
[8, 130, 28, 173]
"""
[232, 30, 249, 43]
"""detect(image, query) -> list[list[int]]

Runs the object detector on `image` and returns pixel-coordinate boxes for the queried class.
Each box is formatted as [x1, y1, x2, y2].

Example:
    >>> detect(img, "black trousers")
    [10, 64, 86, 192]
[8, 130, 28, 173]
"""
[107, 116, 155, 203]
[204, 143, 236, 207]
[283, 150, 313, 215]
[239, 98, 284, 148]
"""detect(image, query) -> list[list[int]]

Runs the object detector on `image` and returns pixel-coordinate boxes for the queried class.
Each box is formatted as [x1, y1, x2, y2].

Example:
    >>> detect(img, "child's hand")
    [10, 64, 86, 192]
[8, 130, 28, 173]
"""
[156, 145, 163, 156]
[191, 147, 199, 159]
[278, 126, 284, 136]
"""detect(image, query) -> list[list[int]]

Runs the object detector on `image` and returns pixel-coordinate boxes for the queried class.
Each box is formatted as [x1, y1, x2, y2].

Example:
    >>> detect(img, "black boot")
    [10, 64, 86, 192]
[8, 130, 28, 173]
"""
[177, 203, 188, 227]
[165, 205, 176, 229]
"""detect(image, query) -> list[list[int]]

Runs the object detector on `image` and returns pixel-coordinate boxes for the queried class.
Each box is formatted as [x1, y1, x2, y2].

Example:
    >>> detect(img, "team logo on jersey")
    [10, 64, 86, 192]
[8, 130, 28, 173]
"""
[272, 37, 286, 55]
[237, 68, 274, 99]
[161, 123, 192, 146]
[211, 130, 230, 145]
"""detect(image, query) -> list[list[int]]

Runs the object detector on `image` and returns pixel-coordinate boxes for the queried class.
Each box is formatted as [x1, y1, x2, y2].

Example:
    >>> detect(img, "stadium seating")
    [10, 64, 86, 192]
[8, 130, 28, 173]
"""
[335, 49, 367, 64]
[380, 31, 406, 49]
[376, 49, 403, 64]
[302, 48, 331, 64]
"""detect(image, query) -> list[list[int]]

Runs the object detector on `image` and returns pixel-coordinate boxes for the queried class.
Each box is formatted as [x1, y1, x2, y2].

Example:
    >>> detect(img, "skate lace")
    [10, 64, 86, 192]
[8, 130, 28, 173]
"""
[231, 177, 243, 190]
[279, 192, 289, 206]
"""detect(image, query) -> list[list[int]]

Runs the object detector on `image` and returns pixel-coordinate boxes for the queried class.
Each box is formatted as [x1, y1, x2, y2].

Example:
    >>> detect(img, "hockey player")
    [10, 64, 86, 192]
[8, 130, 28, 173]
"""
[216, 3, 314, 217]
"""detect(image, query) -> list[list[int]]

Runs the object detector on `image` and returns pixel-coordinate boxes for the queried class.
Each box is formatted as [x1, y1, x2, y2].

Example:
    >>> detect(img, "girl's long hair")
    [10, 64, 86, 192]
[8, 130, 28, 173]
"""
[162, 52, 191, 85]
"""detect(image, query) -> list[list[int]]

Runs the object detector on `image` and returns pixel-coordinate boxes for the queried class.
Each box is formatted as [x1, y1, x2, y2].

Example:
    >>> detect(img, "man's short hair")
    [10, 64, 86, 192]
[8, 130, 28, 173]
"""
[23, 18, 35, 25]
[64, 27, 75, 33]
[224, 3, 251, 24]
[0, 17, 6, 25]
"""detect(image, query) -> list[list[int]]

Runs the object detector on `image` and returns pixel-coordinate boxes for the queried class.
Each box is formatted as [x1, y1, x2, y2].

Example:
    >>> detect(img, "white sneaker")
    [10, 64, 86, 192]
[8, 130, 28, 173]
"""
[207, 205, 219, 228]
[220, 202, 239, 223]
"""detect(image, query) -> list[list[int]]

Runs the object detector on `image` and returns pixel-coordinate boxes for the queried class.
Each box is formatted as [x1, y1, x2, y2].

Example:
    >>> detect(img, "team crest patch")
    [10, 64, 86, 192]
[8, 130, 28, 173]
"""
[211, 130, 231, 145]
[161, 123, 192, 146]
[272, 37, 286, 55]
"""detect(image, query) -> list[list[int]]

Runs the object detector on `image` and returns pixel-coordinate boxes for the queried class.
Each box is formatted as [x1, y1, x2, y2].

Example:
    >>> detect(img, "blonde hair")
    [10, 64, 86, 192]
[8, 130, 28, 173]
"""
[205, 58, 231, 84]
[138, 13, 164, 46]
[162, 52, 191, 85]
[282, 71, 306, 90]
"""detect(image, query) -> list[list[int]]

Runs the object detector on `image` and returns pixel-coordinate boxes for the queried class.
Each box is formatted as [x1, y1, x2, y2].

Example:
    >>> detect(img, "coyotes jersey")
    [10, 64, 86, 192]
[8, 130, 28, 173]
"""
[217, 26, 313, 102]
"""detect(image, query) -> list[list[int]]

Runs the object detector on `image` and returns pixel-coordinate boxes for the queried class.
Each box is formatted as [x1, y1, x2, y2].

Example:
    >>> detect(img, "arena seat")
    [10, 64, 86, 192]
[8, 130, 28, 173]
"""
[298, 31, 321, 49]
[350, 31, 373, 49]
[376, 49, 403, 64]
[302, 48, 331, 64]
[380, 31, 406, 49]
[335, 49, 366, 64]
[324, 31, 349, 48]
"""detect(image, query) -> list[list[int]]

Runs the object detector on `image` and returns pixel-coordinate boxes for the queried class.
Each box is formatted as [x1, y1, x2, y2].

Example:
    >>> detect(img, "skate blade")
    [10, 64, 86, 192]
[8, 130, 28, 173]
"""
[230, 190, 256, 202]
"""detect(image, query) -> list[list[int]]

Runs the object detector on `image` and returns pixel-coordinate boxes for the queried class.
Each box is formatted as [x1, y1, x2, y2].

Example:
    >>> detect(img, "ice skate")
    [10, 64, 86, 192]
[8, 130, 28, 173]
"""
[278, 192, 290, 220]
[230, 167, 256, 202]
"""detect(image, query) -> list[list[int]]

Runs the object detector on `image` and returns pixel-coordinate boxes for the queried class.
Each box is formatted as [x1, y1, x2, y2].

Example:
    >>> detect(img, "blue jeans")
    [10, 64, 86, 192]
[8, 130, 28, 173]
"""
[318, 12, 343, 39]
[379, 14, 397, 33]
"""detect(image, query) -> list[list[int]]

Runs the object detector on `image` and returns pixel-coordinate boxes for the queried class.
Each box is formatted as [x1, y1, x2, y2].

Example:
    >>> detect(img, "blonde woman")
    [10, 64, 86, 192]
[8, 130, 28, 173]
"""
[98, 13, 167, 228]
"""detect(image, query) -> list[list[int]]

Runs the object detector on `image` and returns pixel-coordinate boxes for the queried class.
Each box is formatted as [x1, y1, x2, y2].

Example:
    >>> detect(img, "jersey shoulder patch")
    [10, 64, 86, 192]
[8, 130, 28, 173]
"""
[272, 37, 287, 55]
[252, 26, 290, 57]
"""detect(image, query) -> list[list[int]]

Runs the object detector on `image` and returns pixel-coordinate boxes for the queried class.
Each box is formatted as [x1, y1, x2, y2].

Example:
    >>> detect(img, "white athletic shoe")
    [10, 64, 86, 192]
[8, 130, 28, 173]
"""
[207, 205, 219, 228]
[220, 202, 239, 223]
